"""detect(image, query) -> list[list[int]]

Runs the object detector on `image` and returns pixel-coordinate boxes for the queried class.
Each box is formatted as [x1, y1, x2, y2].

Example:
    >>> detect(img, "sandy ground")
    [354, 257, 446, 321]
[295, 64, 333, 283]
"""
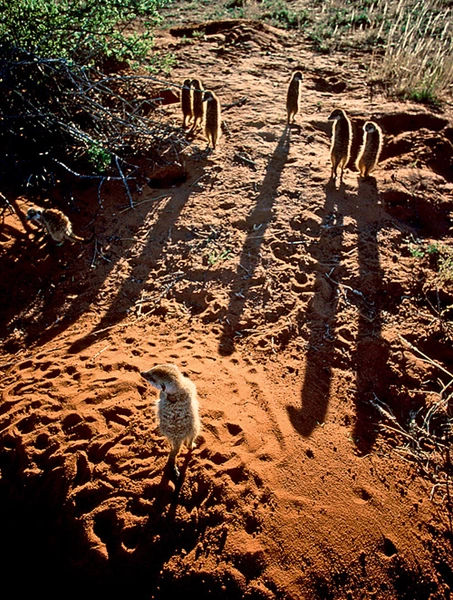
[1, 19, 453, 599]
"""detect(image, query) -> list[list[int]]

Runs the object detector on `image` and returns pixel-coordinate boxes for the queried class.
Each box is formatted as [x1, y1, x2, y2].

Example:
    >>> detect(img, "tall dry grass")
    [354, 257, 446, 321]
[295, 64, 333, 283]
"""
[247, 0, 453, 102]
[372, 0, 453, 102]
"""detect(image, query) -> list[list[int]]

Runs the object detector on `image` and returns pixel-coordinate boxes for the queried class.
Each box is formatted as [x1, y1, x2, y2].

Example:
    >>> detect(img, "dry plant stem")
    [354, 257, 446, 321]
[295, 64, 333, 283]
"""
[399, 335, 453, 379]
[445, 447, 453, 547]
[91, 238, 99, 268]
[234, 153, 256, 168]
[115, 156, 134, 208]
[118, 194, 170, 214]
[223, 96, 248, 112]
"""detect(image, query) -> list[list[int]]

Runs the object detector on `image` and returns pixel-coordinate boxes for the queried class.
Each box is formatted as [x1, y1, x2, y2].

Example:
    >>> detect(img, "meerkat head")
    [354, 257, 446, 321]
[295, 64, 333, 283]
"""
[26, 207, 43, 222]
[192, 78, 203, 89]
[364, 121, 377, 133]
[183, 79, 192, 89]
[141, 364, 182, 393]
[292, 71, 303, 81]
[328, 108, 347, 121]
[202, 90, 215, 103]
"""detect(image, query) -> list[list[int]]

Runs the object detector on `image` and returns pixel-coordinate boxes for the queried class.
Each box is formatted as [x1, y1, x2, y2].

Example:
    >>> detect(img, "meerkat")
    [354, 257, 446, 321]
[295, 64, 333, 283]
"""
[328, 108, 352, 184]
[26, 207, 91, 245]
[190, 78, 205, 132]
[356, 121, 383, 178]
[286, 71, 303, 124]
[203, 90, 222, 150]
[181, 79, 193, 128]
[141, 363, 201, 480]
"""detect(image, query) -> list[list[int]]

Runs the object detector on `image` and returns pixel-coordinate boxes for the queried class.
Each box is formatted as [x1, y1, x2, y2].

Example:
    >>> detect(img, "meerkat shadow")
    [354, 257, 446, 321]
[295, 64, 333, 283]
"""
[286, 122, 302, 139]
[326, 175, 346, 193]
[163, 452, 193, 506]
[358, 174, 378, 189]
[357, 174, 379, 201]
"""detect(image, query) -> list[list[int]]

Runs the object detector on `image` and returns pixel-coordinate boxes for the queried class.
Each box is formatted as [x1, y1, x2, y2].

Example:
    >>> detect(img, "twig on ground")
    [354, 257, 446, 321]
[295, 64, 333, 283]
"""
[223, 96, 248, 111]
[118, 193, 169, 214]
[234, 153, 256, 169]
[399, 335, 453, 380]
[91, 344, 110, 361]
[91, 238, 99, 268]
[115, 156, 135, 208]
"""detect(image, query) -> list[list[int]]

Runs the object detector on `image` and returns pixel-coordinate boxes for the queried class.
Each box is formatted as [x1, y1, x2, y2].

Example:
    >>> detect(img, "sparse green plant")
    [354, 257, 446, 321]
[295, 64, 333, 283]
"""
[409, 245, 426, 259]
[261, 0, 309, 30]
[86, 143, 112, 174]
[407, 240, 453, 284]
[208, 248, 232, 266]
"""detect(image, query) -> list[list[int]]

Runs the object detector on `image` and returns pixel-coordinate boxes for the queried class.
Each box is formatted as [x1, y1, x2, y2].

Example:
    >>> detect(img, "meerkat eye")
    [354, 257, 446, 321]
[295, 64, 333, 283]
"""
[161, 382, 166, 392]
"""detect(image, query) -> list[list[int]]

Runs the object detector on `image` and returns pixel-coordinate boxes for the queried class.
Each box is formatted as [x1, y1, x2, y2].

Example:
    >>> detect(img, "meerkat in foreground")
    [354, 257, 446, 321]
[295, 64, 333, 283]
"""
[181, 79, 193, 128]
[191, 78, 205, 131]
[328, 108, 352, 184]
[203, 90, 222, 150]
[141, 363, 201, 480]
[286, 71, 303, 124]
[26, 207, 90, 245]
[356, 121, 383, 178]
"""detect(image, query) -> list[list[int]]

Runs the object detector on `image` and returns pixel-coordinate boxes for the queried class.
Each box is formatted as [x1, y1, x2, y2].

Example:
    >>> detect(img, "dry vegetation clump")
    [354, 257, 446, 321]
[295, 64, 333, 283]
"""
[371, 336, 453, 524]
[0, 0, 182, 206]
[371, 0, 453, 103]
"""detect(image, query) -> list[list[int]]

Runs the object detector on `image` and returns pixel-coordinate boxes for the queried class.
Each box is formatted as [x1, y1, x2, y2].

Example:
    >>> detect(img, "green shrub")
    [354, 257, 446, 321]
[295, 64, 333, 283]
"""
[0, 0, 167, 65]
[0, 0, 174, 192]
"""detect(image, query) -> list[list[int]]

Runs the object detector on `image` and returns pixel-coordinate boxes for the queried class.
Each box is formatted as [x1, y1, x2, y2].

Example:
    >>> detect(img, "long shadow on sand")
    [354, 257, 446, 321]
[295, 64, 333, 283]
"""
[217, 126, 291, 355]
[287, 176, 391, 454]
[66, 183, 197, 355]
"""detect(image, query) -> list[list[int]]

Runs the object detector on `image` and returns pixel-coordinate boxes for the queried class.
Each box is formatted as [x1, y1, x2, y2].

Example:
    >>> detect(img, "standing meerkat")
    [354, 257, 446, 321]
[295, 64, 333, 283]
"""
[286, 71, 303, 124]
[203, 90, 222, 150]
[328, 108, 352, 184]
[141, 364, 201, 480]
[181, 78, 193, 128]
[26, 207, 91, 245]
[356, 121, 383, 178]
[191, 78, 205, 131]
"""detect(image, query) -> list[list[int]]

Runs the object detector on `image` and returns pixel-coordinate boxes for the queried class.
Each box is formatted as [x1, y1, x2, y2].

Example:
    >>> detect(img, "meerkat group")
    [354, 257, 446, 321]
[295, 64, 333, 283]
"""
[328, 109, 383, 183]
[141, 363, 200, 481]
[26, 207, 91, 245]
[179, 73, 383, 179]
[180, 78, 222, 150]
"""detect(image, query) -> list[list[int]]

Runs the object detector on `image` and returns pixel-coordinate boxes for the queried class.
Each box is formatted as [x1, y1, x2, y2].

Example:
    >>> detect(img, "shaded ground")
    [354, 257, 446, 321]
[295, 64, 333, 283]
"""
[1, 18, 453, 600]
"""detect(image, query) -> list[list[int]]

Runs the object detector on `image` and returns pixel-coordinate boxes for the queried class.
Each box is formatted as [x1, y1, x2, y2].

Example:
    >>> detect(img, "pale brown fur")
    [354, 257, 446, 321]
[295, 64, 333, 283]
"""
[286, 71, 303, 124]
[203, 90, 221, 150]
[328, 108, 352, 184]
[181, 79, 193, 128]
[26, 207, 88, 245]
[141, 363, 200, 480]
[191, 78, 205, 131]
[356, 121, 383, 178]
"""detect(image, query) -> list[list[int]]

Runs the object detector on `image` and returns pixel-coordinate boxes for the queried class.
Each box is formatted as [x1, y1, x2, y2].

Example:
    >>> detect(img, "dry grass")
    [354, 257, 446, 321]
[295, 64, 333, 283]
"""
[371, 0, 453, 102]
[207, 0, 453, 102]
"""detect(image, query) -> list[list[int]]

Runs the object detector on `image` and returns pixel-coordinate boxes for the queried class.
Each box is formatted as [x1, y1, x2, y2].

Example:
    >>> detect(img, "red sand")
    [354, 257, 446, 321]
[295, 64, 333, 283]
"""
[1, 20, 453, 600]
